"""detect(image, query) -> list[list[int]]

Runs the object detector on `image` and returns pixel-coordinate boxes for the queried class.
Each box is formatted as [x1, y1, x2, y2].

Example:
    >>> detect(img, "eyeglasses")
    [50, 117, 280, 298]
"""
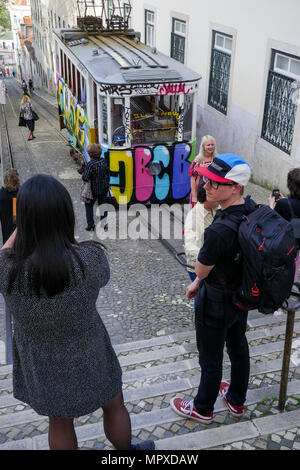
[203, 176, 236, 190]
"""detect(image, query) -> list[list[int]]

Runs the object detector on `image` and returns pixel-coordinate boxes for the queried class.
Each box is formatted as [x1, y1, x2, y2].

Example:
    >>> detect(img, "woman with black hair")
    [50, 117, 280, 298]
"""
[0, 174, 154, 451]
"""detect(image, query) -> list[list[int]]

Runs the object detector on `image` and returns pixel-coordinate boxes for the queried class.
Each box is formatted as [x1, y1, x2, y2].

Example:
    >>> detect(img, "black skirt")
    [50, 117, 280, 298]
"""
[26, 119, 35, 131]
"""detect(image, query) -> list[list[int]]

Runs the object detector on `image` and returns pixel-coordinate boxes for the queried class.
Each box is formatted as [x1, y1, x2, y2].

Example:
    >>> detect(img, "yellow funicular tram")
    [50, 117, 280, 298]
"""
[54, 0, 201, 205]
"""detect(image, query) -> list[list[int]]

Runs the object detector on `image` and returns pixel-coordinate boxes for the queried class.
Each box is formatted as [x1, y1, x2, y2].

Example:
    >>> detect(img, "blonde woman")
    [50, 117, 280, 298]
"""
[189, 135, 217, 207]
[20, 95, 36, 141]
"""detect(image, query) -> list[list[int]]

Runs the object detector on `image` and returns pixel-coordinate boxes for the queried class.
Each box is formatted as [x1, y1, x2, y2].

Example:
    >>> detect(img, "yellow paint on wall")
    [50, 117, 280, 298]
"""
[109, 150, 134, 204]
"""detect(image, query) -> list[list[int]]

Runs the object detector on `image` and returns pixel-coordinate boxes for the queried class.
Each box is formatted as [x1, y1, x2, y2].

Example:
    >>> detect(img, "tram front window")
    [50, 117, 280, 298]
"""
[130, 95, 179, 145]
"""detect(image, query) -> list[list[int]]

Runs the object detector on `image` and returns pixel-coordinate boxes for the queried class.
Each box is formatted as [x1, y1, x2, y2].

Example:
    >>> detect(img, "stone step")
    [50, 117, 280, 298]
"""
[0, 318, 299, 394]
[155, 408, 300, 451]
[0, 355, 291, 411]
[0, 346, 298, 434]
[0, 327, 298, 396]
[0, 380, 299, 450]
[0, 311, 299, 371]
[0, 313, 299, 450]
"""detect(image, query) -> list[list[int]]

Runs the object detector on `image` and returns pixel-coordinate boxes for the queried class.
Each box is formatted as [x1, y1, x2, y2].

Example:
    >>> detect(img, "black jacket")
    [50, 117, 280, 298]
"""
[82, 158, 109, 201]
[0, 188, 18, 244]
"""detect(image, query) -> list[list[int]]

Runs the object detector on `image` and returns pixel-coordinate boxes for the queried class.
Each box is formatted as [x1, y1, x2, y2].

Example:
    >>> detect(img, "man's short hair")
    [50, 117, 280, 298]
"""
[87, 143, 102, 159]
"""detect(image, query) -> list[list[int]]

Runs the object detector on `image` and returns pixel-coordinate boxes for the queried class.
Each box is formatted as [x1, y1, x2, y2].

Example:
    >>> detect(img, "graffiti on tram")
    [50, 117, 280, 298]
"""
[57, 77, 90, 157]
[107, 142, 195, 205]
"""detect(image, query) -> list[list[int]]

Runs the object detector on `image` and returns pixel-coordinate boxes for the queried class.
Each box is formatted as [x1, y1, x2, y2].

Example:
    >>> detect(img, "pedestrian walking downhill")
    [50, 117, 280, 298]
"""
[81, 143, 110, 231]
[19, 95, 37, 141]
[171, 154, 253, 424]
[0, 175, 154, 451]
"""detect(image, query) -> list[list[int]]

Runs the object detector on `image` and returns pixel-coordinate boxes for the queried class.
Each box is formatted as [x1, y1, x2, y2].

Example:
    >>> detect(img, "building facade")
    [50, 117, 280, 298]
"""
[130, 0, 300, 192]
[30, 0, 77, 93]
[0, 29, 16, 76]
[9, 0, 37, 82]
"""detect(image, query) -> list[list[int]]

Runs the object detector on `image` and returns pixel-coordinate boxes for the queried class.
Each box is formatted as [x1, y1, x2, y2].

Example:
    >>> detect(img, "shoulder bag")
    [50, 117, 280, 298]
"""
[80, 180, 93, 203]
[18, 112, 26, 127]
[31, 110, 39, 121]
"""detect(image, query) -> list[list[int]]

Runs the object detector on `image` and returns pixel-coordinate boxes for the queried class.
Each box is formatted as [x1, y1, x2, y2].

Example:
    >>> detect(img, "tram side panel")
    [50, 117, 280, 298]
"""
[57, 77, 196, 205]
[56, 55, 197, 205]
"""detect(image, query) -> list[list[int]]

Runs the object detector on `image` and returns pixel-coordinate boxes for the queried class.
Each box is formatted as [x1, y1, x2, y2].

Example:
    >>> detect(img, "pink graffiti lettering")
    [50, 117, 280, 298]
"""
[158, 82, 193, 96]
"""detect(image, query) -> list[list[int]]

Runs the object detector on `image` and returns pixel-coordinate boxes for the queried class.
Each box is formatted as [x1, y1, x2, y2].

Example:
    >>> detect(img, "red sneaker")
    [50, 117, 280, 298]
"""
[170, 397, 213, 424]
[219, 381, 244, 418]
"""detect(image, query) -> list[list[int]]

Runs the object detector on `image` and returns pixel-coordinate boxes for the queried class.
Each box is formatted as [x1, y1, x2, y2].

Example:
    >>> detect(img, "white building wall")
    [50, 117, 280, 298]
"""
[9, 0, 32, 80]
[30, 0, 77, 94]
[130, 0, 300, 192]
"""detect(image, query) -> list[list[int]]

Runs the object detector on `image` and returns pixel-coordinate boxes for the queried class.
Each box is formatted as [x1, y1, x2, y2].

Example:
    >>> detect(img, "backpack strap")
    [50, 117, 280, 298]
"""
[213, 212, 241, 233]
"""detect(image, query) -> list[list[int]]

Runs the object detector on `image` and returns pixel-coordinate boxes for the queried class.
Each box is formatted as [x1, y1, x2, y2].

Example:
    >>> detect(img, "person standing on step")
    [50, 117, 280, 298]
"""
[184, 181, 217, 283]
[0, 174, 154, 451]
[189, 135, 218, 208]
[81, 143, 109, 231]
[269, 167, 300, 308]
[170, 154, 254, 424]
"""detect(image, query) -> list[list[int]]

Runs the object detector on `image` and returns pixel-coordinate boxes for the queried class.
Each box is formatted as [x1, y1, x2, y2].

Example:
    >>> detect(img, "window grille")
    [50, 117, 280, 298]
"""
[262, 70, 298, 155]
[208, 31, 232, 115]
[170, 19, 186, 64]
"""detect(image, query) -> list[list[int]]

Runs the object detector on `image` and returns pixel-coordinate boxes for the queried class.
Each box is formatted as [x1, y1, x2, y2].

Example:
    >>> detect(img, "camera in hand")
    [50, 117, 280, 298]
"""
[272, 189, 281, 201]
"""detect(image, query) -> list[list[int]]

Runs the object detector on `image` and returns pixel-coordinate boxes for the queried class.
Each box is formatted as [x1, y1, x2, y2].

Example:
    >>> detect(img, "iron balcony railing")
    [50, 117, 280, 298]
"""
[208, 48, 231, 115]
[262, 70, 297, 155]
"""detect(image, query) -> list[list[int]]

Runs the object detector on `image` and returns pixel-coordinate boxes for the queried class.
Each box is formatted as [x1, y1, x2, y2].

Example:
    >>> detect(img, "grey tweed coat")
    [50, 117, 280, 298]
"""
[0, 242, 122, 418]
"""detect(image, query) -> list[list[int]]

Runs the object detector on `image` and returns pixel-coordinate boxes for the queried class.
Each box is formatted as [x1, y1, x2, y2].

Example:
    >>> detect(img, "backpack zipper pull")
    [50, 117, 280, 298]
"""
[259, 237, 266, 251]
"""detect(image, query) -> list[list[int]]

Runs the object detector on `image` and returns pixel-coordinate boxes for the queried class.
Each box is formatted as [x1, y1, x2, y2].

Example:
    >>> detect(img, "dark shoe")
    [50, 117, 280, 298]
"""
[131, 440, 155, 450]
[85, 225, 95, 231]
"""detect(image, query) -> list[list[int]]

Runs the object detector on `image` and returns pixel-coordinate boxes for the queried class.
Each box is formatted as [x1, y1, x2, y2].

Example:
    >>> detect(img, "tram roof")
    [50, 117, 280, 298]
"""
[54, 29, 201, 86]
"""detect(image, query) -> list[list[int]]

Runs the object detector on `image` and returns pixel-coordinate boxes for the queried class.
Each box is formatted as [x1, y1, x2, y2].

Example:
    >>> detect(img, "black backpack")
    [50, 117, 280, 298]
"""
[214, 197, 297, 314]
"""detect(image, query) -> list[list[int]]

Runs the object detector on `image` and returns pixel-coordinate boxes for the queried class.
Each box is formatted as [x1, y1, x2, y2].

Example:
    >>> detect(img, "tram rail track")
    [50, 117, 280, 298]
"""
[8, 79, 70, 146]
[0, 103, 14, 173]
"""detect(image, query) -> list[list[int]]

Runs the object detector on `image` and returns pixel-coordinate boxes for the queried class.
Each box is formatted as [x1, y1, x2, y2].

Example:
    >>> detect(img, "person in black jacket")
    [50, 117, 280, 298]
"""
[170, 154, 253, 424]
[82, 144, 109, 231]
[0, 169, 20, 244]
[269, 167, 300, 284]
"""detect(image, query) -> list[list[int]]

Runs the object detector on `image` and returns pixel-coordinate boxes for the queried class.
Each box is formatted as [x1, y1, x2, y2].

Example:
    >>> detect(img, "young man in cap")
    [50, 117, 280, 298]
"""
[170, 154, 254, 424]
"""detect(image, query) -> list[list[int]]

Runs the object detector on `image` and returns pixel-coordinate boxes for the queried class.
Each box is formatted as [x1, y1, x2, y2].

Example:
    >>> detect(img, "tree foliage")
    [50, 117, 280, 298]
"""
[0, 1, 11, 30]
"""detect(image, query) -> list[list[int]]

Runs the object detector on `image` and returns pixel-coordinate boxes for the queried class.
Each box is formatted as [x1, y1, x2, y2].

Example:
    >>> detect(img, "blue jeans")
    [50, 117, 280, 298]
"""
[188, 271, 197, 282]
[193, 282, 250, 415]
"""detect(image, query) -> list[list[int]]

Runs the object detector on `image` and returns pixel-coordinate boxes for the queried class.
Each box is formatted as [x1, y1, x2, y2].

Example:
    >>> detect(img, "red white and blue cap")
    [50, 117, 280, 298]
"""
[197, 153, 251, 186]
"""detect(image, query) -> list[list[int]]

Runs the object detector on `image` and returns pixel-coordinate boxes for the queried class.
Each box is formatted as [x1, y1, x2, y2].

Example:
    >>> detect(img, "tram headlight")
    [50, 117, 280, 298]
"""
[146, 161, 162, 176]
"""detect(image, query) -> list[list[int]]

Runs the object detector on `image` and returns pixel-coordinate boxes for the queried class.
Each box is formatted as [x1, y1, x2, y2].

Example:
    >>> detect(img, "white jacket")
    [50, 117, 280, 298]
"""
[184, 203, 215, 273]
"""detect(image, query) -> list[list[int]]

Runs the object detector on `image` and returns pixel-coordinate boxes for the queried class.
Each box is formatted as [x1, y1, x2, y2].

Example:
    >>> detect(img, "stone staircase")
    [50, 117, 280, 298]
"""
[0, 312, 300, 450]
